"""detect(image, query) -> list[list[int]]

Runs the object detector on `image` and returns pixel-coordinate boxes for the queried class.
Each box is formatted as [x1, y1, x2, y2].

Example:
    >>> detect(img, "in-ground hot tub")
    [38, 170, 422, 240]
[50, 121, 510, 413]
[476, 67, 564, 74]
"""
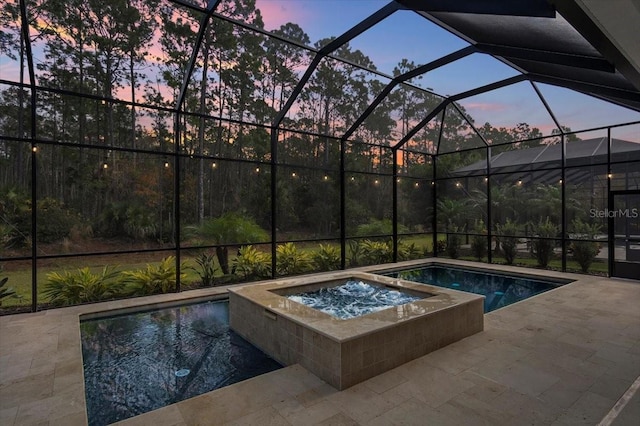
[229, 271, 484, 390]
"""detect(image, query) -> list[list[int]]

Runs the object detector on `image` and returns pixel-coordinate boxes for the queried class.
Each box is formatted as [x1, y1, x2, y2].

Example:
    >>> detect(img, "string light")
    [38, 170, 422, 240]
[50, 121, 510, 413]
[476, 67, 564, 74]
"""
[517, 179, 522, 186]
[374, 179, 379, 185]
[255, 167, 260, 173]
[559, 179, 563, 184]
[102, 163, 108, 169]
[164, 161, 170, 168]
[414, 182, 419, 188]
[212, 162, 217, 168]
[32, 146, 38, 153]
[350, 176, 355, 181]
[607, 173, 613, 178]
[323, 175, 329, 181]
[291, 172, 296, 177]
[455, 182, 461, 188]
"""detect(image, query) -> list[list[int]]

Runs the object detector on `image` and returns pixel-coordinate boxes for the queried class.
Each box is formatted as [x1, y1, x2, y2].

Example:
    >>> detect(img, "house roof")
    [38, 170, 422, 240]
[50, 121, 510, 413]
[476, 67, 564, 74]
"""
[453, 137, 640, 181]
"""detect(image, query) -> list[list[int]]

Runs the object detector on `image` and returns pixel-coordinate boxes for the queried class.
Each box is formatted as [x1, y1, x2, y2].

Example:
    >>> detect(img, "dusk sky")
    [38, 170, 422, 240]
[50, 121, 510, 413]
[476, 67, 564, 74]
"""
[255, 0, 640, 141]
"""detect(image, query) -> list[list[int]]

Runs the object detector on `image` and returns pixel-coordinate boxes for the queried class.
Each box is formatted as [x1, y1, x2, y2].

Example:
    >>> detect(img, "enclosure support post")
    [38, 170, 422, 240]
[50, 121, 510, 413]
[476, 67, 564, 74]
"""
[392, 149, 398, 263]
[174, 114, 181, 293]
[486, 146, 492, 264]
[432, 155, 438, 257]
[340, 138, 346, 269]
[271, 128, 278, 278]
[20, 0, 38, 312]
[561, 133, 567, 272]
[607, 127, 613, 276]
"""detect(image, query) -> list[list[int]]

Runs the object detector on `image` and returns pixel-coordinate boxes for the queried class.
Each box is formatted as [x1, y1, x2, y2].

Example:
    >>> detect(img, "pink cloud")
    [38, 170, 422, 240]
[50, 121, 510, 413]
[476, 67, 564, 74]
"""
[255, 0, 310, 32]
[464, 102, 507, 112]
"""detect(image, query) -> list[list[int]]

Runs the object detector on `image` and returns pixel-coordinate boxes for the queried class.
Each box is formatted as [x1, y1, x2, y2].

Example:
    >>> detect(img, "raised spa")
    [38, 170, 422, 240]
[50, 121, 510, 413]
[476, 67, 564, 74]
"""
[229, 272, 484, 390]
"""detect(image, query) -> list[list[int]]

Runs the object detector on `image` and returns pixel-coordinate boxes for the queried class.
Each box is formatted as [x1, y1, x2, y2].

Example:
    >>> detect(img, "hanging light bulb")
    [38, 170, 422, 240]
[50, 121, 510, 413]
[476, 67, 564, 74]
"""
[102, 163, 108, 169]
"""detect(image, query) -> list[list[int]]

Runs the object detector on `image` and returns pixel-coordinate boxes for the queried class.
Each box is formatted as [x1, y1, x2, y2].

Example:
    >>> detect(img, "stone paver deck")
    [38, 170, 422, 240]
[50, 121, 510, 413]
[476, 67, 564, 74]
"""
[1, 259, 639, 425]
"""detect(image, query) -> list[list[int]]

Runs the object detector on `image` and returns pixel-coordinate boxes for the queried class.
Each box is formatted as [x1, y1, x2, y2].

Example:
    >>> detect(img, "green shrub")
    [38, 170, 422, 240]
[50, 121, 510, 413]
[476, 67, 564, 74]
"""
[190, 252, 217, 286]
[398, 240, 422, 261]
[530, 217, 558, 268]
[0, 268, 17, 306]
[276, 242, 311, 276]
[471, 220, 487, 261]
[347, 240, 362, 267]
[122, 205, 159, 240]
[360, 239, 393, 265]
[36, 198, 81, 243]
[445, 227, 462, 259]
[312, 244, 341, 271]
[44, 266, 122, 306]
[199, 213, 269, 274]
[1, 191, 79, 246]
[496, 220, 520, 265]
[120, 257, 185, 296]
[233, 245, 271, 280]
[0, 188, 31, 248]
[95, 202, 159, 240]
[356, 219, 408, 239]
[570, 219, 601, 272]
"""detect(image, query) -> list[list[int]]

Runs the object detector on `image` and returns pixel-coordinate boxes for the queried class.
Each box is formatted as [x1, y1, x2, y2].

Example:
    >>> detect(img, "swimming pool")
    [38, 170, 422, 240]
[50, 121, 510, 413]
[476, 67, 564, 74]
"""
[383, 265, 571, 312]
[80, 300, 281, 426]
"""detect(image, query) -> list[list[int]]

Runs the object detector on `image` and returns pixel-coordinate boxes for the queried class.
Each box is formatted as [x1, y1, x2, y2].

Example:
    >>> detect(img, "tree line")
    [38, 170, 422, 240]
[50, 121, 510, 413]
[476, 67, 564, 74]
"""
[1, 0, 550, 253]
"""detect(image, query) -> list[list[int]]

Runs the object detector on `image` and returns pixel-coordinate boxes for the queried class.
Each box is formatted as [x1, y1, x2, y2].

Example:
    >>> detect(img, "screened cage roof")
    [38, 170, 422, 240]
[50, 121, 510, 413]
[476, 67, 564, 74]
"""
[4, 0, 639, 153]
[264, 0, 640, 152]
[396, 0, 640, 113]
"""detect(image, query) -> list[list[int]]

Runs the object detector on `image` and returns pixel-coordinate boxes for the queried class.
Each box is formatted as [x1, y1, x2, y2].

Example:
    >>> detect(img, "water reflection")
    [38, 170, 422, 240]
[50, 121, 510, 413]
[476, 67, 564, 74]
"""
[386, 266, 565, 312]
[80, 301, 281, 426]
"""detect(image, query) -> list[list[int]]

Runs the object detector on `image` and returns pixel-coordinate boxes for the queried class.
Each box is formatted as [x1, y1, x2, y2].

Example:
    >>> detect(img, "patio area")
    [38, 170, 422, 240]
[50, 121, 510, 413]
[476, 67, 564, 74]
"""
[1, 259, 639, 425]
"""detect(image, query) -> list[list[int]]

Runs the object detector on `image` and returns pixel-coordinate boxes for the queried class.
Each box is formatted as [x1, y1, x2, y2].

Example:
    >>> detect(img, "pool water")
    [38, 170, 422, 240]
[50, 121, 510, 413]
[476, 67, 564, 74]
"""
[80, 300, 281, 426]
[287, 280, 422, 319]
[384, 266, 568, 312]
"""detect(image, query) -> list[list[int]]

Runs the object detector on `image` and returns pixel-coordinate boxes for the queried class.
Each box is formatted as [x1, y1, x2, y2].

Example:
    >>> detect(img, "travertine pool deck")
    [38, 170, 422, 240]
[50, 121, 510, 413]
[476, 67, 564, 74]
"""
[1, 259, 639, 425]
